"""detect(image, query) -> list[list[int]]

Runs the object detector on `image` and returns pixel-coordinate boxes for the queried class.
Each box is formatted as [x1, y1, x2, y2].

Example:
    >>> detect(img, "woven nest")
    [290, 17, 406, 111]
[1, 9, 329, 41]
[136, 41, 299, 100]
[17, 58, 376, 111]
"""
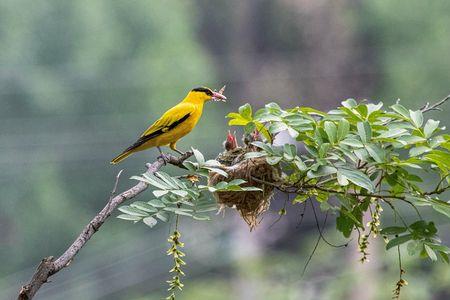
[209, 148, 280, 230]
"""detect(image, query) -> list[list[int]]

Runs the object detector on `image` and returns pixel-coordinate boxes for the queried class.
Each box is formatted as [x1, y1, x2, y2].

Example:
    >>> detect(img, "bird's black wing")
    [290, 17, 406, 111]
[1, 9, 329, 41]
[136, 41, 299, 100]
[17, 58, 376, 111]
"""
[123, 112, 191, 152]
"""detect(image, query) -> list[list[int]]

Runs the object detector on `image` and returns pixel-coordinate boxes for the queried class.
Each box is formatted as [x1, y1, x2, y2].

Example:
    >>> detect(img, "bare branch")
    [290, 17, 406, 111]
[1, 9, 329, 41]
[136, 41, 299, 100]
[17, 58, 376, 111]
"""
[421, 94, 450, 113]
[17, 152, 193, 300]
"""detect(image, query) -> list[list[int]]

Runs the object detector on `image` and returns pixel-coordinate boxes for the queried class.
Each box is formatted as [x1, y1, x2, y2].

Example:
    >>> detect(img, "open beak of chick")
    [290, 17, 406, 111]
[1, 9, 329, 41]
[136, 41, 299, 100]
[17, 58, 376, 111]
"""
[212, 85, 227, 102]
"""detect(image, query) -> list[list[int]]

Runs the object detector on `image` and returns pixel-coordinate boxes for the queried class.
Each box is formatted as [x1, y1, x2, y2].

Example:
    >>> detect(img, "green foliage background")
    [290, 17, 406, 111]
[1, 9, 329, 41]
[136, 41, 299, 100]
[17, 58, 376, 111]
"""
[1, 1, 450, 299]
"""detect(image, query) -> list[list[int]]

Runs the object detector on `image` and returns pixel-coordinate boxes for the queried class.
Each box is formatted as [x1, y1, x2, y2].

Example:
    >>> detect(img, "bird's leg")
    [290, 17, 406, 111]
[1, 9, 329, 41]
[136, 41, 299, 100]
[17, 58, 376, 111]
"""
[170, 142, 185, 155]
[157, 146, 169, 164]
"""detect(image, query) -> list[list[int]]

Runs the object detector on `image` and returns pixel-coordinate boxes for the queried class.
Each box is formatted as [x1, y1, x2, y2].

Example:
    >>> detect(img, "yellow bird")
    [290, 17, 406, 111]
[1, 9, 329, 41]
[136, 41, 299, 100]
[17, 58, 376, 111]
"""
[111, 86, 227, 164]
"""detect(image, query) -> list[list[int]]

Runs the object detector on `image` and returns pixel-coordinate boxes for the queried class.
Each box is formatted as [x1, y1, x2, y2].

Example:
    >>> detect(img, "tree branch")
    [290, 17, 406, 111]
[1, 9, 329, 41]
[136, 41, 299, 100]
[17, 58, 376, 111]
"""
[420, 94, 450, 112]
[17, 152, 193, 300]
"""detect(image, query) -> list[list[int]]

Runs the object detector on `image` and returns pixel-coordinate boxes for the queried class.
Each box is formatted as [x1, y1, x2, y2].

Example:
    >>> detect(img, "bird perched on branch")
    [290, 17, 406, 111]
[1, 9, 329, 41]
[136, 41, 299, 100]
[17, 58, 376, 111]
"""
[111, 86, 227, 164]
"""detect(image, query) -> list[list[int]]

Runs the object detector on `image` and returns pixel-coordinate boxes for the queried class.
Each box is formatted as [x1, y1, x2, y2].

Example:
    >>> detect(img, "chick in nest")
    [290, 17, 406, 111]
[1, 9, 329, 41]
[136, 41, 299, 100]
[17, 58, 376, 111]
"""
[216, 131, 246, 166]
[242, 129, 263, 150]
[211, 130, 279, 230]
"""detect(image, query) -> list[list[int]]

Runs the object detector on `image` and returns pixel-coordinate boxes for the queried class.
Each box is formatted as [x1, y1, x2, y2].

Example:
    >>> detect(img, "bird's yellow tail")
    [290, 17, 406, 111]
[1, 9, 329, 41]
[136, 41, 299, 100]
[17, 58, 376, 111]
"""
[110, 151, 133, 164]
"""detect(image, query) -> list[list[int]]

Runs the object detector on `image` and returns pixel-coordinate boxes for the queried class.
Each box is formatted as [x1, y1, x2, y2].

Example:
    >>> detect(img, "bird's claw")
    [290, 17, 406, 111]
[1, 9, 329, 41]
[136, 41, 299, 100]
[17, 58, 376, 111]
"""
[157, 153, 169, 165]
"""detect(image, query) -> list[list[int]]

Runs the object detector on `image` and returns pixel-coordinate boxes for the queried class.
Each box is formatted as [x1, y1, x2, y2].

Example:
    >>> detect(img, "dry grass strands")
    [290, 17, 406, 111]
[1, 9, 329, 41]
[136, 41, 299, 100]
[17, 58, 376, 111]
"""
[209, 149, 280, 230]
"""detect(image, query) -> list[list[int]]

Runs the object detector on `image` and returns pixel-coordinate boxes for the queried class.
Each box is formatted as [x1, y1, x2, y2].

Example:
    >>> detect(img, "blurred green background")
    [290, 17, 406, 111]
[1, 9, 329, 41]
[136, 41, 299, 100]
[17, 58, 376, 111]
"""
[1, 1, 450, 299]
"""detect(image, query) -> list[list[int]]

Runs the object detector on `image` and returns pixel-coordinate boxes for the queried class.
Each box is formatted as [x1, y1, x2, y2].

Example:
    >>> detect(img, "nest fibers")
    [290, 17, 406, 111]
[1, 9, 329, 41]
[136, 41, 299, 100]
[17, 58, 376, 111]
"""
[209, 148, 280, 230]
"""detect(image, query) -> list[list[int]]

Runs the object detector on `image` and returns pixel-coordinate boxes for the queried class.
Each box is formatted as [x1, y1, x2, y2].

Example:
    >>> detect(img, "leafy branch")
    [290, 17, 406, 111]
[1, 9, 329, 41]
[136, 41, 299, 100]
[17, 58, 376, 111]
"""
[18, 93, 450, 300]
[17, 152, 193, 300]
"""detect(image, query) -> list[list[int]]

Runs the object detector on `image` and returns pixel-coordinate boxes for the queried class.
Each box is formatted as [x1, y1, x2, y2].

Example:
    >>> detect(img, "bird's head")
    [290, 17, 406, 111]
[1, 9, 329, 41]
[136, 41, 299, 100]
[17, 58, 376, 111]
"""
[223, 130, 238, 151]
[186, 86, 227, 104]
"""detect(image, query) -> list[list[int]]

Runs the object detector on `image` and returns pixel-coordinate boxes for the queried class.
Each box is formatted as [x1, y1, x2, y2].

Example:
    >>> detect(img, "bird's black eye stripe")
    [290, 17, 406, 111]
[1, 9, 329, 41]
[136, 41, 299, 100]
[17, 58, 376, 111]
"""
[192, 87, 213, 96]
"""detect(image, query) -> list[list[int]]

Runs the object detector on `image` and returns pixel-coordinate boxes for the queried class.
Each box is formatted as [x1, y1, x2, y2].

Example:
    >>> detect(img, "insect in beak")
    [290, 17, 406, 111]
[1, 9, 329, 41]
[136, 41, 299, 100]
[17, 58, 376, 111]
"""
[212, 85, 227, 102]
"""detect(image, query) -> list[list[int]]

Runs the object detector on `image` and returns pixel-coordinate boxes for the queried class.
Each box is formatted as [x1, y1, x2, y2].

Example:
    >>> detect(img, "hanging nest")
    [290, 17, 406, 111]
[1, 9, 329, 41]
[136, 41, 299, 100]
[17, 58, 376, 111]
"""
[209, 146, 280, 230]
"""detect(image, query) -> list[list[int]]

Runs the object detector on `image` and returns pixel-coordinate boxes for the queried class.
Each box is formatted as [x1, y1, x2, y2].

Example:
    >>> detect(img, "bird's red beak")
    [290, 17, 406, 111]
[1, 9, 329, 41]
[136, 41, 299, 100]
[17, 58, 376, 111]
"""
[212, 91, 227, 102]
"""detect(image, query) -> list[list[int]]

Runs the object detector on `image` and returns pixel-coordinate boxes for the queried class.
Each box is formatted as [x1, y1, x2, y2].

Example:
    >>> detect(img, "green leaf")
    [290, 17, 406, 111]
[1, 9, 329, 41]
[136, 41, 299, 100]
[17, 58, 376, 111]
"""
[337, 172, 349, 186]
[307, 165, 337, 178]
[294, 158, 307, 171]
[156, 172, 184, 189]
[340, 138, 364, 148]
[365, 144, 385, 163]
[353, 148, 369, 161]
[424, 119, 440, 138]
[340, 107, 363, 122]
[268, 122, 288, 134]
[182, 161, 198, 172]
[171, 190, 189, 197]
[142, 174, 171, 190]
[355, 104, 368, 119]
[293, 194, 308, 203]
[283, 144, 297, 161]
[148, 199, 166, 208]
[192, 215, 211, 221]
[391, 103, 410, 119]
[407, 241, 421, 256]
[319, 143, 331, 158]
[238, 103, 253, 120]
[228, 179, 247, 186]
[156, 212, 170, 222]
[266, 156, 283, 165]
[424, 244, 437, 261]
[380, 226, 407, 235]
[192, 148, 205, 164]
[195, 205, 218, 213]
[336, 210, 356, 238]
[409, 146, 432, 157]
[118, 206, 149, 217]
[367, 102, 384, 116]
[338, 168, 374, 192]
[386, 234, 413, 250]
[425, 150, 450, 170]
[171, 210, 194, 217]
[205, 167, 229, 177]
[409, 110, 424, 128]
[336, 119, 350, 141]
[377, 128, 409, 139]
[324, 121, 337, 143]
[153, 190, 169, 197]
[429, 199, 450, 218]
[357, 121, 372, 143]
[117, 214, 142, 221]
[397, 135, 427, 145]
[244, 121, 256, 134]
[228, 115, 250, 126]
[143, 216, 158, 228]
[425, 243, 450, 254]
[214, 181, 228, 190]
[342, 98, 358, 108]
[244, 152, 266, 159]
[252, 141, 273, 153]
[440, 252, 450, 264]
[130, 201, 158, 213]
[164, 207, 194, 214]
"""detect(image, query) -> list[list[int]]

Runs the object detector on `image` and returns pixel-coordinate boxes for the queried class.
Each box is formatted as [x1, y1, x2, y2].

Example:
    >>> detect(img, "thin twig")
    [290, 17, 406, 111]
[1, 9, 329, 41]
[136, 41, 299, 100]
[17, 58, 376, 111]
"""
[110, 170, 124, 199]
[309, 199, 349, 248]
[296, 202, 307, 228]
[301, 204, 327, 277]
[268, 194, 288, 229]
[384, 200, 410, 230]
[17, 152, 193, 300]
[420, 94, 450, 113]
